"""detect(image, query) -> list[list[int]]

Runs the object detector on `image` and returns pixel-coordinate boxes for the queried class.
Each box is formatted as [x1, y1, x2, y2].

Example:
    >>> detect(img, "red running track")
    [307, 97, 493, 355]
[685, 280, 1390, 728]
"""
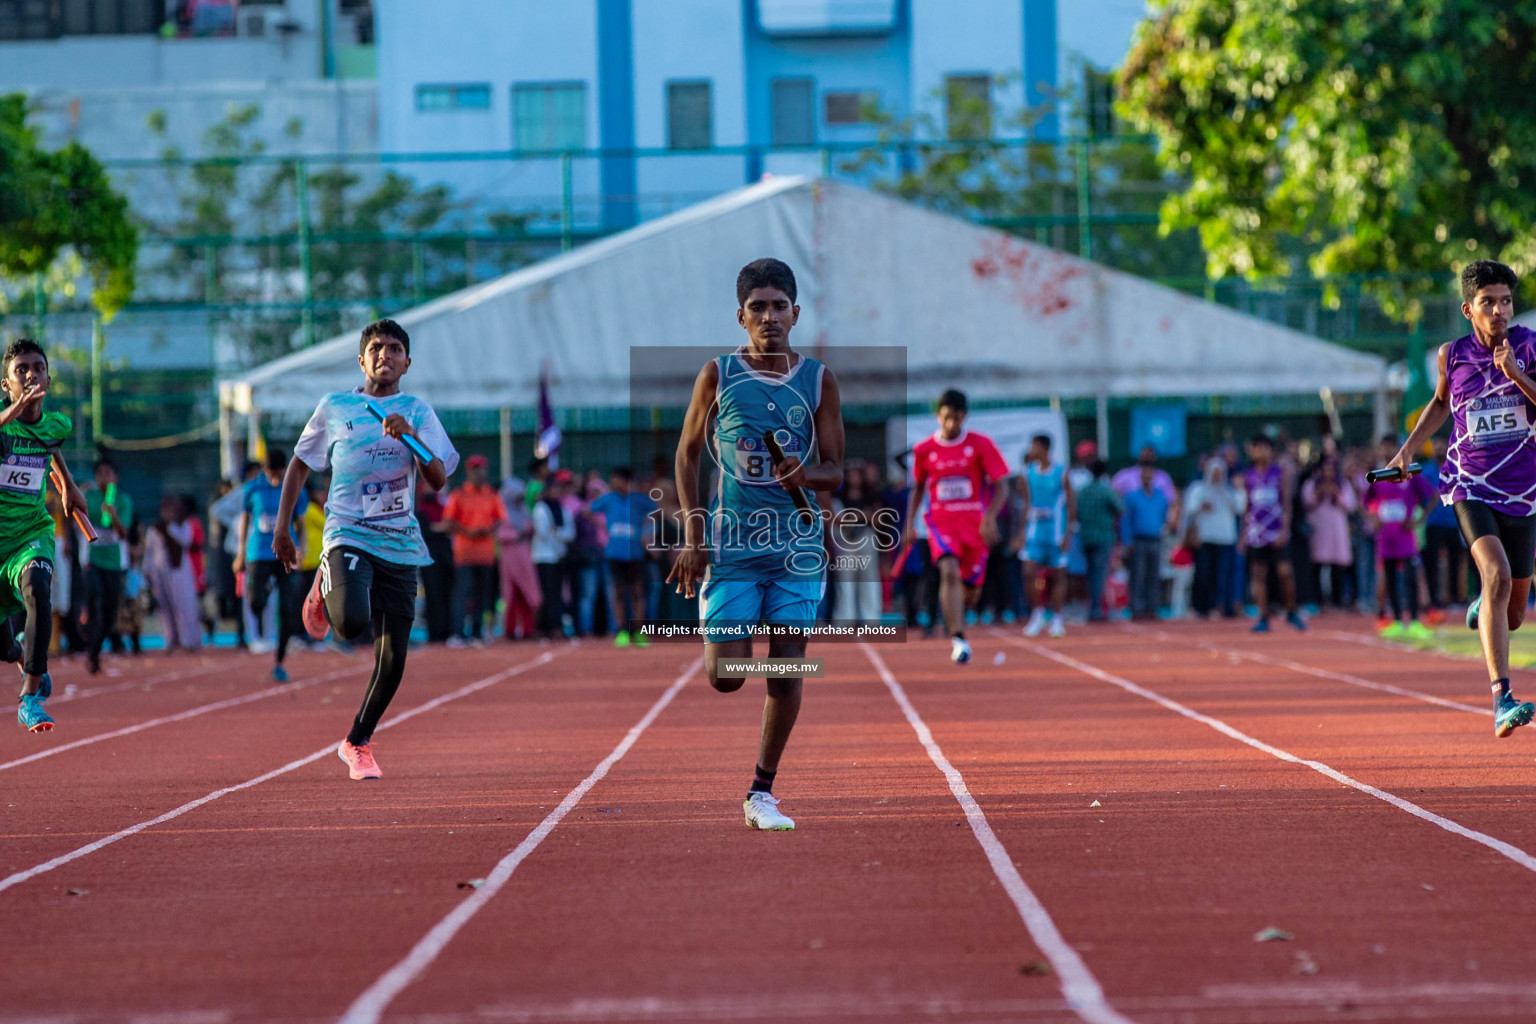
[3, 619, 1536, 1023]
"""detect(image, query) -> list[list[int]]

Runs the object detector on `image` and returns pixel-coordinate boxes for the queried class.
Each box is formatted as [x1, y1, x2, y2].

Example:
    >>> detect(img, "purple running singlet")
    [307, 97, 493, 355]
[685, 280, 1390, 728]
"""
[1442, 325, 1536, 516]
[1243, 463, 1286, 548]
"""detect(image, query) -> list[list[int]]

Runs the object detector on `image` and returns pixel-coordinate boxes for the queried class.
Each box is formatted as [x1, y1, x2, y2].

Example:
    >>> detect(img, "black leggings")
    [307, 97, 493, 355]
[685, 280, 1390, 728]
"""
[247, 561, 301, 663]
[0, 557, 53, 678]
[320, 547, 418, 746]
[1381, 558, 1420, 621]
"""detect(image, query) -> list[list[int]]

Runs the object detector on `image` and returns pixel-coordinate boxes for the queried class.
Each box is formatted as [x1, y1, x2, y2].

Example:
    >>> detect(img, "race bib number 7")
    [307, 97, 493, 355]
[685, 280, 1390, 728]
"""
[0, 454, 46, 496]
[362, 475, 411, 521]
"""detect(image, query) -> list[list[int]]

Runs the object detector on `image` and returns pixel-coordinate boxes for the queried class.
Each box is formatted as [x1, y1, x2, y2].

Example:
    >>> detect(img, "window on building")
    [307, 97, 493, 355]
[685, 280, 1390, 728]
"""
[513, 82, 586, 152]
[59, 0, 161, 35]
[0, 0, 60, 39]
[1084, 67, 1116, 138]
[415, 83, 492, 112]
[945, 74, 992, 140]
[771, 77, 815, 147]
[824, 90, 879, 126]
[667, 81, 712, 150]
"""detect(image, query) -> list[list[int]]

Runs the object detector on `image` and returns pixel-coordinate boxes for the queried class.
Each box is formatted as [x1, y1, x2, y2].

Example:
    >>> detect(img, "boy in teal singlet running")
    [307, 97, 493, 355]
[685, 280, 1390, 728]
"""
[669, 258, 846, 831]
[0, 339, 87, 731]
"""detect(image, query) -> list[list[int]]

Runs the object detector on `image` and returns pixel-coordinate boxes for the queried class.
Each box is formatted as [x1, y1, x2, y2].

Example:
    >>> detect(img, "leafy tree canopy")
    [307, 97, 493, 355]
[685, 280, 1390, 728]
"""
[1120, 0, 1536, 315]
[0, 94, 137, 317]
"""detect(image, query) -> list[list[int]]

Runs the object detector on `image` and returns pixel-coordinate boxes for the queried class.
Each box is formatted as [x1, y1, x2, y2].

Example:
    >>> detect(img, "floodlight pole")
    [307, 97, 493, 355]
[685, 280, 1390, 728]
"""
[296, 157, 315, 347]
[560, 151, 574, 253]
[90, 316, 104, 444]
[1076, 138, 1092, 261]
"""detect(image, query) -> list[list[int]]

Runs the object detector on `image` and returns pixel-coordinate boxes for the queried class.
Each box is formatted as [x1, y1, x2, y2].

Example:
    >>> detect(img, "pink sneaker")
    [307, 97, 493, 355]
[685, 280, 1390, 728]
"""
[337, 740, 381, 780]
[303, 569, 330, 640]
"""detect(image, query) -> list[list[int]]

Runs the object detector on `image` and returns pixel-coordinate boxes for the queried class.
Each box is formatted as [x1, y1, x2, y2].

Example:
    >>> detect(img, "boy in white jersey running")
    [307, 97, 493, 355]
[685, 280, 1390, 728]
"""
[272, 319, 459, 779]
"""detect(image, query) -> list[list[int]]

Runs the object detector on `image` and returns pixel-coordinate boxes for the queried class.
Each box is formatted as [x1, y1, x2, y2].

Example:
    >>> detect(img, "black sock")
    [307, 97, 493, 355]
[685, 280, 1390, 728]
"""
[748, 764, 776, 797]
[1493, 678, 1511, 710]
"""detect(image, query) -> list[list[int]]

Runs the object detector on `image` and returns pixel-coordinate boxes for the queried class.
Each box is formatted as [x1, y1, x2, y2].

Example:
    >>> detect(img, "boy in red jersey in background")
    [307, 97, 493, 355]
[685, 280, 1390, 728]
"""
[904, 389, 1010, 664]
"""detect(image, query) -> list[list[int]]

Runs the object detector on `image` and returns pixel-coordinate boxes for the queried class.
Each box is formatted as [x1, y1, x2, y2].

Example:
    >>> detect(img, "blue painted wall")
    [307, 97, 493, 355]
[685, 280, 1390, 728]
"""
[1022, 0, 1058, 139]
[597, 0, 637, 228]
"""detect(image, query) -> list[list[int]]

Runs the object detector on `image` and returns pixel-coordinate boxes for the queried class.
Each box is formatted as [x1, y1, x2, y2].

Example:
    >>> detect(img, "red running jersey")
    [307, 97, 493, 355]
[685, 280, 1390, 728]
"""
[912, 430, 1009, 525]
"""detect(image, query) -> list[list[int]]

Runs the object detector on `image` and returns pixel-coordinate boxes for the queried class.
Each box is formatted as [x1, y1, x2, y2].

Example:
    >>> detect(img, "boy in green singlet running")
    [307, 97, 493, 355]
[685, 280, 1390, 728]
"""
[0, 339, 86, 731]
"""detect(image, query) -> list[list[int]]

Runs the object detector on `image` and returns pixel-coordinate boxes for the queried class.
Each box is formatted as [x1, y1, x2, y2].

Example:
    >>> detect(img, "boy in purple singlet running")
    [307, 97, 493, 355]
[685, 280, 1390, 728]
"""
[1239, 434, 1305, 633]
[1389, 260, 1536, 738]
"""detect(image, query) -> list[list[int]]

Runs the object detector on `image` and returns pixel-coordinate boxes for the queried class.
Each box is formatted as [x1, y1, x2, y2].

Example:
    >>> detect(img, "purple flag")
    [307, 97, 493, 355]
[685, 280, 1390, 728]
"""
[535, 361, 561, 470]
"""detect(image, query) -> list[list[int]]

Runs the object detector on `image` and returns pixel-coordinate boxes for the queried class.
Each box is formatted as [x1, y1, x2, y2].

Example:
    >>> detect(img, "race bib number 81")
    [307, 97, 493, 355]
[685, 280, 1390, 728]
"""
[0, 454, 46, 496]
[362, 475, 411, 521]
[734, 436, 804, 484]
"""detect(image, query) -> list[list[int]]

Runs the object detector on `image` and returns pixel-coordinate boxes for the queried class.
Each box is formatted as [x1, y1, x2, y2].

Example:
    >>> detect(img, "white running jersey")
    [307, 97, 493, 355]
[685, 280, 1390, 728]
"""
[293, 389, 459, 566]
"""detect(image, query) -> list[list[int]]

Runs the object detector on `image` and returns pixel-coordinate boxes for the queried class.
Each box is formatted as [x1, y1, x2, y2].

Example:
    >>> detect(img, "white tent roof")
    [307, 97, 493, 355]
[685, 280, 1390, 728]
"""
[221, 176, 1387, 419]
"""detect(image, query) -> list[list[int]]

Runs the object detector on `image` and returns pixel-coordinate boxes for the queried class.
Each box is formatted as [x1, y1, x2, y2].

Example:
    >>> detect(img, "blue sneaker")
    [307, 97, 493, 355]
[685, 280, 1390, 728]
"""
[17, 692, 53, 732]
[1495, 692, 1535, 738]
[1286, 611, 1308, 632]
[1251, 618, 1271, 634]
[17, 668, 49, 699]
[1467, 595, 1482, 631]
[272, 664, 289, 684]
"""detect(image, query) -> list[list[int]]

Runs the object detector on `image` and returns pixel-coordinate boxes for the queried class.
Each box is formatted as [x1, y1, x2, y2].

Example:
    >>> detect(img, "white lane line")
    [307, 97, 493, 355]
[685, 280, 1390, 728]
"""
[48, 659, 233, 704]
[339, 657, 701, 1024]
[1008, 636, 1536, 874]
[860, 643, 1134, 1024]
[0, 650, 566, 895]
[1125, 625, 1489, 717]
[0, 663, 372, 774]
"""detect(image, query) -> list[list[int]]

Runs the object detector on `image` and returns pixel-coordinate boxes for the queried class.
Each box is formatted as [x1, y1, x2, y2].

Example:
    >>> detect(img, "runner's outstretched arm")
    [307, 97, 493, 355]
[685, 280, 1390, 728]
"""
[1391, 344, 1452, 473]
[271, 458, 312, 572]
[667, 360, 719, 599]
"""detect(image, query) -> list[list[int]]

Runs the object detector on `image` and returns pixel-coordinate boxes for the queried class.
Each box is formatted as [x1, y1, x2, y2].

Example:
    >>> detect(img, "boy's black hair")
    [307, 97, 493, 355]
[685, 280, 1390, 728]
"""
[611, 466, 634, 482]
[93, 455, 117, 473]
[528, 456, 548, 475]
[936, 388, 968, 414]
[2, 338, 46, 378]
[1378, 434, 1399, 447]
[360, 318, 410, 357]
[1031, 433, 1052, 449]
[1461, 260, 1519, 302]
[1249, 433, 1274, 448]
[736, 258, 797, 306]
[265, 446, 288, 474]
[1088, 459, 1107, 477]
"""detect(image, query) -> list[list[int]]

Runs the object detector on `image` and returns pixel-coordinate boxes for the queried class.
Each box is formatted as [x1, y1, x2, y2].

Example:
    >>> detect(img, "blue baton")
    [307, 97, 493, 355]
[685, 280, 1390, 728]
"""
[365, 401, 436, 465]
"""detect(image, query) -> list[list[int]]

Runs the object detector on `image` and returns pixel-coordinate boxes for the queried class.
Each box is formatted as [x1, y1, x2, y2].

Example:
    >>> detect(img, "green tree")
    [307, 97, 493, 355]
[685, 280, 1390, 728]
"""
[0, 93, 137, 318]
[1120, 0, 1536, 317]
[841, 75, 1205, 280]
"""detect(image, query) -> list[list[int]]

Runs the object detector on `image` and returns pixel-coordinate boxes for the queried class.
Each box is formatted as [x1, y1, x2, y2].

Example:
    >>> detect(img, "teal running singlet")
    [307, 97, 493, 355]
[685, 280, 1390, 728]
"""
[709, 349, 825, 582]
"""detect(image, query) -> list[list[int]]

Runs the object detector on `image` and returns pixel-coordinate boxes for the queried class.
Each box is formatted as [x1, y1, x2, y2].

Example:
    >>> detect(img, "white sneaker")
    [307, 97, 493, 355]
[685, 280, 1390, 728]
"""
[1023, 609, 1048, 637]
[951, 636, 972, 664]
[445, 636, 469, 649]
[744, 792, 795, 830]
[1048, 616, 1066, 638]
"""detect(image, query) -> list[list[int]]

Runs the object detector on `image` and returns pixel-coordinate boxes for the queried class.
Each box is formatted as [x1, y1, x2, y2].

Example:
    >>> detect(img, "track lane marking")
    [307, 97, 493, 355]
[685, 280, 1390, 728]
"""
[0, 663, 373, 773]
[861, 642, 1135, 1024]
[1004, 634, 1536, 874]
[0, 649, 567, 895]
[339, 657, 702, 1024]
[1123, 624, 1489, 717]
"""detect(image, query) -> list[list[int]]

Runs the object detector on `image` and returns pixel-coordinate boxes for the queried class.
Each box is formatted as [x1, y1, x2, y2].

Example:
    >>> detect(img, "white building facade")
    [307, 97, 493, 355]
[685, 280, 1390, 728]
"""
[376, 0, 1146, 230]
